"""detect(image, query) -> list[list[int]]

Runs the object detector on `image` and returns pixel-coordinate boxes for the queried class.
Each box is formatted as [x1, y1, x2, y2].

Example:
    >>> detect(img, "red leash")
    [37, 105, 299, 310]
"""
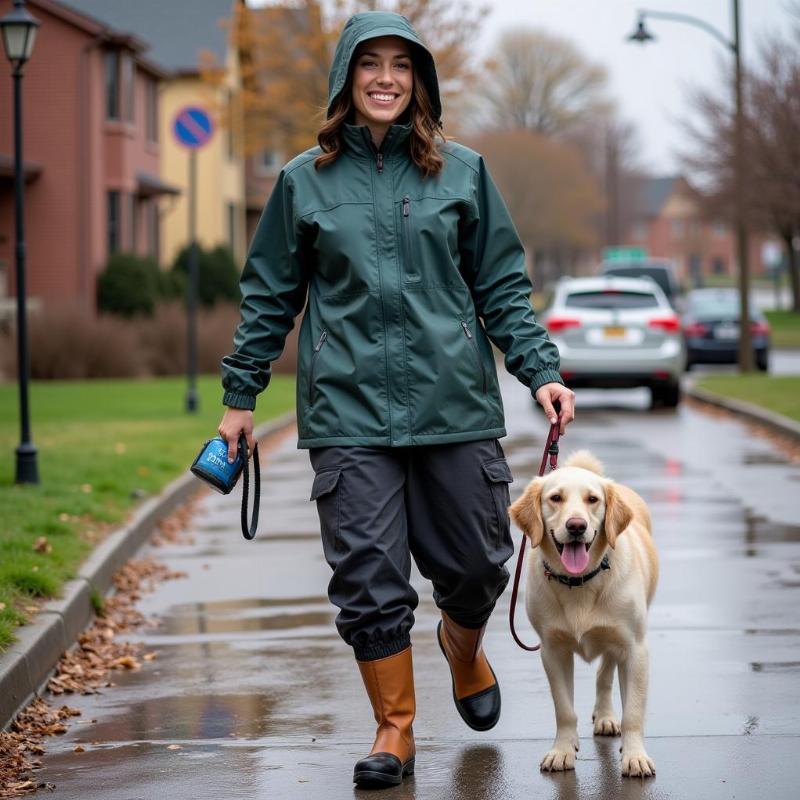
[508, 421, 561, 652]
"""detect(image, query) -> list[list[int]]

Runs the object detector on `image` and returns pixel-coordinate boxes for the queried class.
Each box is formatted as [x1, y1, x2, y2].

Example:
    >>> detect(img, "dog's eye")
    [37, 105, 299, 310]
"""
[588, 495, 599, 503]
[550, 494, 562, 503]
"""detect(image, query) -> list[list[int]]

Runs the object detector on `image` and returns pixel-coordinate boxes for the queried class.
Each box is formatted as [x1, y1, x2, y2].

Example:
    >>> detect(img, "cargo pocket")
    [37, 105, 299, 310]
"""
[310, 467, 343, 565]
[481, 458, 513, 546]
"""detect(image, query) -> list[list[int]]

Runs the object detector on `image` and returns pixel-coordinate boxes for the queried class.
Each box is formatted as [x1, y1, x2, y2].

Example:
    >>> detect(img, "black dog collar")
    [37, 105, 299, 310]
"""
[542, 554, 611, 587]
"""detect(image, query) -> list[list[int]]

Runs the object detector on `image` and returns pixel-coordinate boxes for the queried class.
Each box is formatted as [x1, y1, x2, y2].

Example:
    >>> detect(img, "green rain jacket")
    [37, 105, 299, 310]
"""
[221, 11, 563, 448]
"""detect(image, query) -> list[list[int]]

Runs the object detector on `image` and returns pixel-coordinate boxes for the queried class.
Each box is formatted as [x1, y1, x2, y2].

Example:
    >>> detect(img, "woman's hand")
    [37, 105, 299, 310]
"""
[534, 383, 575, 435]
[218, 407, 255, 463]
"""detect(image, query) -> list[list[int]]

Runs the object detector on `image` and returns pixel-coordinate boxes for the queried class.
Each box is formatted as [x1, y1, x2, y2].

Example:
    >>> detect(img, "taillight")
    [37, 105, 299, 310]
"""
[683, 322, 709, 337]
[648, 316, 681, 334]
[546, 317, 582, 333]
[750, 320, 770, 336]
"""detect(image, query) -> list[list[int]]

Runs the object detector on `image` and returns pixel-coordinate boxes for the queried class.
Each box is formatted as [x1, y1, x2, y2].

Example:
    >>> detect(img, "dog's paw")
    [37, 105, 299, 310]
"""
[592, 715, 621, 736]
[621, 750, 656, 778]
[540, 746, 577, 772]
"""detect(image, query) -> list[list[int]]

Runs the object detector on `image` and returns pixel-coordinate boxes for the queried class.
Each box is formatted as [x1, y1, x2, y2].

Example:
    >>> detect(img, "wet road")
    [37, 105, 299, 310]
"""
[38, 375, 800, 799]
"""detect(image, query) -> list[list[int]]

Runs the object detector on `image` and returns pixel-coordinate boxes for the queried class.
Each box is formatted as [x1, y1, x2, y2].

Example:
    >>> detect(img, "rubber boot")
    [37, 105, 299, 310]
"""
[437, 611, 501, 731]
[353, 646, 416, 789]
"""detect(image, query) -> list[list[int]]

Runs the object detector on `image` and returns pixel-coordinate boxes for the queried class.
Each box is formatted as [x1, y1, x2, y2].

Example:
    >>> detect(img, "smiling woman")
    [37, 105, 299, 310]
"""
[216, 9, 573, 791]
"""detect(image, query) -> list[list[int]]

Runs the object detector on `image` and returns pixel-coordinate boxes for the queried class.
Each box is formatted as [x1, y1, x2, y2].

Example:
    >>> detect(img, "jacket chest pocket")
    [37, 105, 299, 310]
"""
[400, 196, 420, 283]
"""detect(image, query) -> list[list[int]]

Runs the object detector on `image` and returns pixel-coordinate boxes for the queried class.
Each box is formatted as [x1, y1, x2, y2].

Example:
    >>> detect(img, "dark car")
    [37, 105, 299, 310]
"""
[682, 288, 770, 371]
[600, 260, 683, 310]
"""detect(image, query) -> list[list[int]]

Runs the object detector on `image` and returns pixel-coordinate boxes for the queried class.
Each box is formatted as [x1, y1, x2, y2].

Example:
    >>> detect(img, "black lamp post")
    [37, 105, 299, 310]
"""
[1, 0, 40, 484]
[627, 3, 754, 372]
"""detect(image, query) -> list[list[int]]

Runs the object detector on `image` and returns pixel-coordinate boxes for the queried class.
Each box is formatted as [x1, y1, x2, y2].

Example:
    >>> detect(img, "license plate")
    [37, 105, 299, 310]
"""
[603, 326, 626, 338]
[714, 324, 738, 340]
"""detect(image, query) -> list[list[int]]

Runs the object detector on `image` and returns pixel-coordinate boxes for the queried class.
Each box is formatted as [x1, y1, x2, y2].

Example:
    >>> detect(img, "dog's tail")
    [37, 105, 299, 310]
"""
[563, 450, 604, 475]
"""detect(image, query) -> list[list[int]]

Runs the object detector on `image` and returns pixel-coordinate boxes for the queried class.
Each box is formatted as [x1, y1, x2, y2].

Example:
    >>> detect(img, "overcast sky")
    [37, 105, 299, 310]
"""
[250, 1, 795, 175]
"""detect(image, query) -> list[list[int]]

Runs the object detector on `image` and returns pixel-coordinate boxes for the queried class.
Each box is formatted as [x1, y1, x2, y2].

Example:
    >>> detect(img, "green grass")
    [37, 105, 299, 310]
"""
[765, 310, 800, 349]
[0, 375, 294, 653]
[695, 375, 800, 423]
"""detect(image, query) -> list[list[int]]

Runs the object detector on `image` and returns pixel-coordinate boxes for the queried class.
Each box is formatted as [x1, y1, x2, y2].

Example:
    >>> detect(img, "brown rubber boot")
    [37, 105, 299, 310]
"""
[437, 611, 501, 730]
[354, 646, 416, 789]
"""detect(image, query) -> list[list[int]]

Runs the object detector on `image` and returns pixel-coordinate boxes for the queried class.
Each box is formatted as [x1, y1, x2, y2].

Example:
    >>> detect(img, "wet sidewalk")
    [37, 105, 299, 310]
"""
[36, 378, 800, 799]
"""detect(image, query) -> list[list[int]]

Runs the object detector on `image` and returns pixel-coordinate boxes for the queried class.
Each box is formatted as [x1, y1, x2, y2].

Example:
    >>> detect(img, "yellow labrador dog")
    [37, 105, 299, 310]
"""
[510, 450, 658, 778]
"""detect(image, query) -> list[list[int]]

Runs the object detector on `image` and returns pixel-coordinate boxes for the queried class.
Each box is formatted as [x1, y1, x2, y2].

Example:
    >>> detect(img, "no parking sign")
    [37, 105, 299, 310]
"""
[173, 106, 214, 149]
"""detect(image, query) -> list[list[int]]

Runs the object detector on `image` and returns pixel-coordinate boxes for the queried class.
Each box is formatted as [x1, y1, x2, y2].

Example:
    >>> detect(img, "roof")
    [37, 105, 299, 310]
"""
[638, 176, 678, 218]
[58, 0, 235, 73]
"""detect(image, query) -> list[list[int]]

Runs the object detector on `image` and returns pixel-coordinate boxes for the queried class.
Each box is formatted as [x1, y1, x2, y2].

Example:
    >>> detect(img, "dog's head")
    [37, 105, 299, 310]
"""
[509, 451, 633, 576]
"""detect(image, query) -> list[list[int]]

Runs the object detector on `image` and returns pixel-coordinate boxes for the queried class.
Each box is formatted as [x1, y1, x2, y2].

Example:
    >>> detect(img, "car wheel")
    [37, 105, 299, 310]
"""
[651, 381, 681, 409]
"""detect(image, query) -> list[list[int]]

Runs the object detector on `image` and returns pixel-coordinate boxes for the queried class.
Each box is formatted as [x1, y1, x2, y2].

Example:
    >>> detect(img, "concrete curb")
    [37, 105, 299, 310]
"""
[684, 384, 800, 443]
[0, 410, 297, 730]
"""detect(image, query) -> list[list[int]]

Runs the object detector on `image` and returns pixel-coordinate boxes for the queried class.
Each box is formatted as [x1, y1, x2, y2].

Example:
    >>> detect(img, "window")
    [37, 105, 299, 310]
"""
[147, 201, 160, 263]
[145, 78, 158, 142]
[564, 291, 659, 310]
[712, 257, 726, 274]
[256, 148, 281, 176]
[105, 51, 119, 120]
[227, 202, 237, 253]
[121, 53, 134, 122]
[107, 191, 121, 256]
[129, 194, 138, 253]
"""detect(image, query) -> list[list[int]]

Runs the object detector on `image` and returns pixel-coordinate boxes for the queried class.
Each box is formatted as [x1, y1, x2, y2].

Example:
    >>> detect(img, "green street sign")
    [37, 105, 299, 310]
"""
[603, 247, 648, 263]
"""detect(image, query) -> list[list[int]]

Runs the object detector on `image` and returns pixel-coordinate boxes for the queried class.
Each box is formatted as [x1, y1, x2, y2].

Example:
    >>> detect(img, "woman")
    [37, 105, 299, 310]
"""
[218, 10, 574, 789]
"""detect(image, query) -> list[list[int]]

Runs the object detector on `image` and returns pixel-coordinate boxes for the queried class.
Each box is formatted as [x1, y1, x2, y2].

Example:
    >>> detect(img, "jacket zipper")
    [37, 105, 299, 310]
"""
[308, 329, 328, 407]
[461, 321, 487, 394]
[401, 196, 416, 279]
[376, 153, 384, 173]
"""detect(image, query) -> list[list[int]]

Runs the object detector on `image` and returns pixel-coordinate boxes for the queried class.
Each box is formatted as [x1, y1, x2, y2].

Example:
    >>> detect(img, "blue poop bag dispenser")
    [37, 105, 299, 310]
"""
[190, 434, 260, 539]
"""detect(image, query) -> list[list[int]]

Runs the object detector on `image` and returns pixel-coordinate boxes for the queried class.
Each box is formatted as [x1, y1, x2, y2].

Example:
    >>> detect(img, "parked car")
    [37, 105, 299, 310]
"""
[541, 276, 686, 408]
[600, 259, 683, 310]
[682, 288, 770, 371]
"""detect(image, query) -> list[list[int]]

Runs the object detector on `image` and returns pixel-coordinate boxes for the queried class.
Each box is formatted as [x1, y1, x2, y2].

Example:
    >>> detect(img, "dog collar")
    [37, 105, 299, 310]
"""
[542, 554, 611, 587]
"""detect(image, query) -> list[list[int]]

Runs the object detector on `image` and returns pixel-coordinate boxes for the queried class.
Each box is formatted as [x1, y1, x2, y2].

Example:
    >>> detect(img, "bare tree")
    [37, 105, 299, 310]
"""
[682, 32, 800, 310]
[478, 28, 610, 137]
[467, 129, 604, 283]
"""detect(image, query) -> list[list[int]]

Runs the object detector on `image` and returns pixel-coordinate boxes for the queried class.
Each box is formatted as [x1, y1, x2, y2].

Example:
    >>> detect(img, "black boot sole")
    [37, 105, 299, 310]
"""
[437, 620, 501, 732]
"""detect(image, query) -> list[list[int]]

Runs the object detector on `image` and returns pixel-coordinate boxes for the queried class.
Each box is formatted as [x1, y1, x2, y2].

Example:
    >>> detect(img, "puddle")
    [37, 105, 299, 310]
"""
[742, 451, 791, 466]
[169, 597, 328, 615]
[157, 610, 334, 636]
[744, 513, 800, 545]
[750, 661, 800, 673]
[69, 692, 335, 743]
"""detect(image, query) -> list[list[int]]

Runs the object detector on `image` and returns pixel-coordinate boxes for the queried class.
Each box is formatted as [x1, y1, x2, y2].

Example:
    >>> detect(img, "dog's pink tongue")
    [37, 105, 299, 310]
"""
[561, 542, 590, 575]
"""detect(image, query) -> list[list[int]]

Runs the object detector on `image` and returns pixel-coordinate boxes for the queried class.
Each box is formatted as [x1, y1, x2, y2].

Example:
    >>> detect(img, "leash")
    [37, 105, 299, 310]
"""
[508, 420, 560, 652]
[239, 433, 260, 540]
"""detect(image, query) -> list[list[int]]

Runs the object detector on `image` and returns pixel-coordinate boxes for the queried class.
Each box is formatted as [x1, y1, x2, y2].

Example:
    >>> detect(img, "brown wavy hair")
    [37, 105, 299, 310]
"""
[315, 66, 445, 178]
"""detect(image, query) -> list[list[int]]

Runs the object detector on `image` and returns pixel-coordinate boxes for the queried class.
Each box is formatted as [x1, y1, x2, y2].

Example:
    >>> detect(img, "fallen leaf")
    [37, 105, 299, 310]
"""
[0, 602, 6, 611]
[33, 537, 52, 554]
[73, 745, 85, 753]
[58, 512, 70, 522]
[112, 655, 140, 670]
[81, 484, 93, 493]
[114, 442, 127, 454]
[136, 466, 150, 477]
[166, 744, 182, 750]
[143, 652, 157, 661]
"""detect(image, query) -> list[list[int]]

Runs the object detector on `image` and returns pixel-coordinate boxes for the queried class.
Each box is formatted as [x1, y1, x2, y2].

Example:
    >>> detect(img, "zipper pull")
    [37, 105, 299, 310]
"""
[376, 153, 384, 173]
[461, 321, 473, 339]
[314, 330, 327, 351]
[402, 196, 410, 217]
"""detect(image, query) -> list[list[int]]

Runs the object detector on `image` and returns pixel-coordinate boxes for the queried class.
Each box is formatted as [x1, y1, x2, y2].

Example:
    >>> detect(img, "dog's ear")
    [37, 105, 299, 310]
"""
[510, 478, 544, 547]
[603, 481, 633, 548]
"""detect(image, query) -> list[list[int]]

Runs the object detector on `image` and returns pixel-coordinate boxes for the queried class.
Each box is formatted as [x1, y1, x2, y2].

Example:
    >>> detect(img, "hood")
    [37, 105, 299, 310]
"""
[327, 11, 441, 123]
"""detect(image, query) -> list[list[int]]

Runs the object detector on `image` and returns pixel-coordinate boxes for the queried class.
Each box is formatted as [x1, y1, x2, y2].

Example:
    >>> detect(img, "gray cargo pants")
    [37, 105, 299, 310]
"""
[309, 438, 514, 661]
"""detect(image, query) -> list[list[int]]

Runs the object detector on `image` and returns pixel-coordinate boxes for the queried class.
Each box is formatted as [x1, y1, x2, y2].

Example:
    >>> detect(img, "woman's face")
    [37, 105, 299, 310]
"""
[351, 36, 413, 131]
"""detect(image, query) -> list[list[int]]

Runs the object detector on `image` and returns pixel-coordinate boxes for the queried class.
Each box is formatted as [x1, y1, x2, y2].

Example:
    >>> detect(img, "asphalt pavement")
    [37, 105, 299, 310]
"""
[34, 374, 800, 799]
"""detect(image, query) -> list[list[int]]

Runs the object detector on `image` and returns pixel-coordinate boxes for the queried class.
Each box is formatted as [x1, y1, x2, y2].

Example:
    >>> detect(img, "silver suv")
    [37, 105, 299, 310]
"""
[541, 276, 686, 408]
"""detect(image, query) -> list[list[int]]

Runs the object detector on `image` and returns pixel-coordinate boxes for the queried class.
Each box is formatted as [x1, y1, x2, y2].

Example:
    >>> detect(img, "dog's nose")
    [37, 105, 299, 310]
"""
[566, 517, 587, 538]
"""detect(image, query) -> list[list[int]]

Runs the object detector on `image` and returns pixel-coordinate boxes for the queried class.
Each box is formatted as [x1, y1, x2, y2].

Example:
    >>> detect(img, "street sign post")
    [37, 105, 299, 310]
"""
[173, 106, 214, 413]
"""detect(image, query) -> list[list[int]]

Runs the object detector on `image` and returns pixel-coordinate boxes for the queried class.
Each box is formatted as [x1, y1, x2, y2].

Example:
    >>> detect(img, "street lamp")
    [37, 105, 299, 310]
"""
[1, 0, 40, 484]
[627, 3, 754, 372]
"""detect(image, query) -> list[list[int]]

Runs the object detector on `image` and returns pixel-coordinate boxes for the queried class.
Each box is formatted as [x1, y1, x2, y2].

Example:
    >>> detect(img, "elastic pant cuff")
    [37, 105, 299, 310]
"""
[354, 633, 412, 662]
[440, 603, 496, 630]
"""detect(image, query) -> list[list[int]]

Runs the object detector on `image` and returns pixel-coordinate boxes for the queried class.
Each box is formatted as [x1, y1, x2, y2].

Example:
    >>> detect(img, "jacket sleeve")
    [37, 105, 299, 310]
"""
[221, 170, 309, 410]
[460, 157, 563, 395]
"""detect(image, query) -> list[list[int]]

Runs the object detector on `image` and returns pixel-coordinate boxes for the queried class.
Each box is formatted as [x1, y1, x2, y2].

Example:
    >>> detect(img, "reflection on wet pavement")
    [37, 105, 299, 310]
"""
[37, 378, 800, 799]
